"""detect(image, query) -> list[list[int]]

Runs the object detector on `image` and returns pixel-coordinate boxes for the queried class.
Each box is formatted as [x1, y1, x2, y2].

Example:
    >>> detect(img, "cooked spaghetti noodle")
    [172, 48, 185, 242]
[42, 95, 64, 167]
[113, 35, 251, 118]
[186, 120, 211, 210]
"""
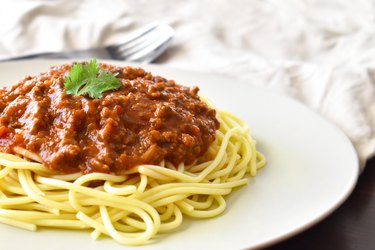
[0, 110, 265, 246]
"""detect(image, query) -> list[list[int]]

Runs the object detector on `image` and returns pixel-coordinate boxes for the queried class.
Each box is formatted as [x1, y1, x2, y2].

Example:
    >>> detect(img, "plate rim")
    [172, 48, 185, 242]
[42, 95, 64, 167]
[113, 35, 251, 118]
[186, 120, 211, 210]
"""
[0, 59, 360, 249]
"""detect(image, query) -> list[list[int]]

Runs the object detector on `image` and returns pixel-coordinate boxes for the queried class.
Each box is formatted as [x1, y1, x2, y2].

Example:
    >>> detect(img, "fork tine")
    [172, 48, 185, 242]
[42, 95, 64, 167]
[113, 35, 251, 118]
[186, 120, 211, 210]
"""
[107, 22, 159, 57]
[124, 26, 174, 62]
[115, 24, 174, 61]
[113, 29, 160, 56]
[118, 22, 160, 45]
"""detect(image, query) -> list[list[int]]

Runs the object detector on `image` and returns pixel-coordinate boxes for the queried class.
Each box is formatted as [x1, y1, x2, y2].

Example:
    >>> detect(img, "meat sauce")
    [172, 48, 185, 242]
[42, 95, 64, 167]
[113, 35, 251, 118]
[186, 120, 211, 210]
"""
[0, 63, 220, 174]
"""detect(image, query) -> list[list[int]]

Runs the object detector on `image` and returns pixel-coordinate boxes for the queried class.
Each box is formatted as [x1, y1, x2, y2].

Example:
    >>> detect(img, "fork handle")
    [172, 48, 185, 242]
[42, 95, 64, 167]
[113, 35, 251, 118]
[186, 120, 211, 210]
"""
[0, 47, 114, 62]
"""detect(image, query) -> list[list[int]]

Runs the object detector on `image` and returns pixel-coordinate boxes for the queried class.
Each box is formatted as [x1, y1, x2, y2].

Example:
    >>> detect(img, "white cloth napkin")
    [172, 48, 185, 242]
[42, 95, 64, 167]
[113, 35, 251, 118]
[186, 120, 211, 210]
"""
[0, 0, 374, 171]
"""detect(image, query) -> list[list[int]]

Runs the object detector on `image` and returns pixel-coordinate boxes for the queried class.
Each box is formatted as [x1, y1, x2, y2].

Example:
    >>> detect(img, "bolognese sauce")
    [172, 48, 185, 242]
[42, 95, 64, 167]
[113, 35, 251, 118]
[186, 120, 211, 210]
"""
[0, 63, 220, 174]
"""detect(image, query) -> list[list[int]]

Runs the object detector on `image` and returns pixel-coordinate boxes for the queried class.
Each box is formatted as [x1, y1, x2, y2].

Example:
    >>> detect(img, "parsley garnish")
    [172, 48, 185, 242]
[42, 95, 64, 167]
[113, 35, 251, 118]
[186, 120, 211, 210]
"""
[64, 59, 122, 98]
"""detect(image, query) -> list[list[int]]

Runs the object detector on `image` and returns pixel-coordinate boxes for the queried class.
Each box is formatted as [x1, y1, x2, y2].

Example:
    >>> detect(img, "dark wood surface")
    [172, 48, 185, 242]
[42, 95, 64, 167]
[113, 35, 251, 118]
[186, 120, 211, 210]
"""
[266, 156, 375, 250]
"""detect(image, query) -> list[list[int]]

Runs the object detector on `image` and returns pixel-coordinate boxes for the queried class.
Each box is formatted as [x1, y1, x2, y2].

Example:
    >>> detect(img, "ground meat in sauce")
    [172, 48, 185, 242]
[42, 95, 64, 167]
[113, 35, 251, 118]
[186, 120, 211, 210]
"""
[0, 63, 220, 174]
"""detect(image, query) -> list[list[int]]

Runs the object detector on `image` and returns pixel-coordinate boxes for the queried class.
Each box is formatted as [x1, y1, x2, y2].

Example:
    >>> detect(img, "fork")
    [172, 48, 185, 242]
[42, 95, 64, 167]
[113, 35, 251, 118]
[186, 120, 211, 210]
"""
[1, 23, 175, 63]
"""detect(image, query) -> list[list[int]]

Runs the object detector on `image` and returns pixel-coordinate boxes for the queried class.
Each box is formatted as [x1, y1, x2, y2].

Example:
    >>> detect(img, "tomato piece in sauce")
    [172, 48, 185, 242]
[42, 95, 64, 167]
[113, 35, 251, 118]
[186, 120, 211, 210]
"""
[0, 126, 8, 138]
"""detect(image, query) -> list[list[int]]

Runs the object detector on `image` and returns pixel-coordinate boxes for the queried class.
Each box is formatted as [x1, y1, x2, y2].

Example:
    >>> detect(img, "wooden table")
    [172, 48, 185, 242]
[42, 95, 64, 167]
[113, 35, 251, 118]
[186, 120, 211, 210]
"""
[266, 156, 375, 250]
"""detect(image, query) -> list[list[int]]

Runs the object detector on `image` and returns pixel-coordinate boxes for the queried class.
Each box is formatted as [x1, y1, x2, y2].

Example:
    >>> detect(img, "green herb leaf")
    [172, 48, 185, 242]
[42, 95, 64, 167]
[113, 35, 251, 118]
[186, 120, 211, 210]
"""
[64, 59, 122, 98]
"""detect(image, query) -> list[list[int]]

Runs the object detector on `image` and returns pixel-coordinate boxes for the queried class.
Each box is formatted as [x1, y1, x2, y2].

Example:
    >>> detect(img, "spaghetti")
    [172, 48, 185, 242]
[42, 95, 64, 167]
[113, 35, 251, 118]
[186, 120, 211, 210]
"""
[0, 110, 265, 246]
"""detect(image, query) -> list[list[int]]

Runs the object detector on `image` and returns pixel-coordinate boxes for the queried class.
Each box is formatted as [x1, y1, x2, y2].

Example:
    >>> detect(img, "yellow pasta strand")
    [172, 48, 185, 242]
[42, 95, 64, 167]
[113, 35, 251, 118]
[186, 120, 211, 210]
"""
[0, 110, 265, 246]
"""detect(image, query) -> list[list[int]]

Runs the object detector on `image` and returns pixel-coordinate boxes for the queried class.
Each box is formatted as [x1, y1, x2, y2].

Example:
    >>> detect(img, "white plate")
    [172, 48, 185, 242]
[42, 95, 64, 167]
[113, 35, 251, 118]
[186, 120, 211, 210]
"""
[0, 59, 359, 250]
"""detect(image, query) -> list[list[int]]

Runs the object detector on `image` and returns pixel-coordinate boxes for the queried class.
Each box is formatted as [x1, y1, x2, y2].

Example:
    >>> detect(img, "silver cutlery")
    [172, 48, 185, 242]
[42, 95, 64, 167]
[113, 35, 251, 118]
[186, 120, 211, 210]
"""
[1, 23, 175, 63]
